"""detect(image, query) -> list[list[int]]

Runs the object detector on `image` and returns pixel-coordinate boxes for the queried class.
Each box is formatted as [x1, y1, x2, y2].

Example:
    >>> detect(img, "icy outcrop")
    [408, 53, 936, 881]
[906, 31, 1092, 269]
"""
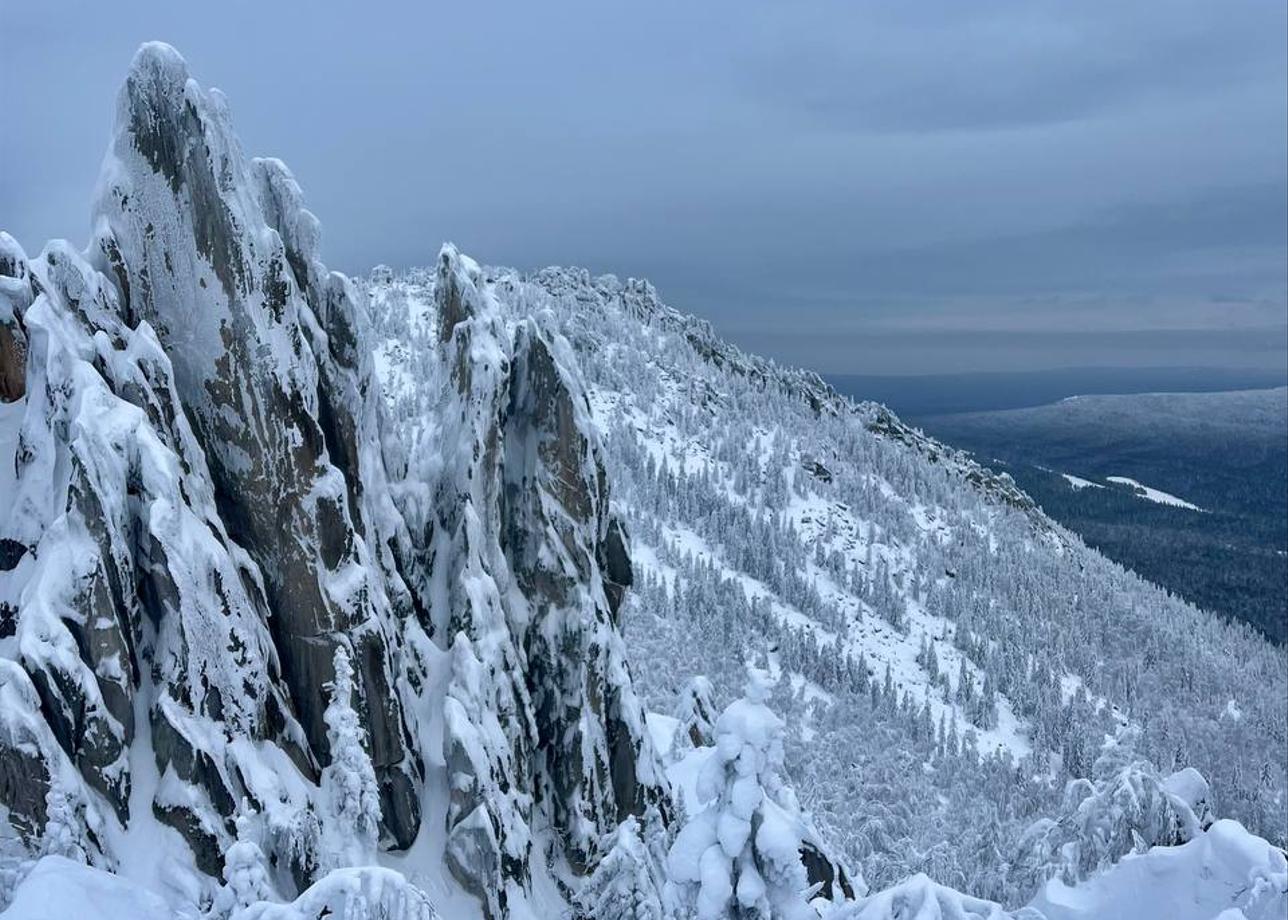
[1, 238, 319, 873]
[504, 317, 659, 864]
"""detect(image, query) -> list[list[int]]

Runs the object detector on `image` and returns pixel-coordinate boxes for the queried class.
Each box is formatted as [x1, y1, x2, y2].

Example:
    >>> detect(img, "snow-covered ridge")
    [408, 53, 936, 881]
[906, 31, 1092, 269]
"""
[518, 268, 1040, 516]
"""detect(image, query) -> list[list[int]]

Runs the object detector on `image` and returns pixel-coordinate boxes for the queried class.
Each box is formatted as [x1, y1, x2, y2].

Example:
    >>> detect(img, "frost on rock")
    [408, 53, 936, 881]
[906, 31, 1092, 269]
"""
[0, 43, 671, 917]
[417, 246, 669, 910]
[426, 246, 536, 913]
[0, 237, 338, 876]
[503, 317, 664, 867]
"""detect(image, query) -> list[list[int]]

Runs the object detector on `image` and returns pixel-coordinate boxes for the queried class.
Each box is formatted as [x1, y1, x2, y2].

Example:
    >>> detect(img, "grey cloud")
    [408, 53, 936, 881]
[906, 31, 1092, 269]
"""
[1, 0, 1284, 374]
[738, 1, 1287, 134]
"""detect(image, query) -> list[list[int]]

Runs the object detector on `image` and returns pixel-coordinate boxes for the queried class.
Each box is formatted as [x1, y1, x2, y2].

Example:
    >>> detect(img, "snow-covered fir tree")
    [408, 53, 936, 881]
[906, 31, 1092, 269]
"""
[573, 813, 674, 920]
[210, 809, 277, 918]
[320, 645, 382, 869]
[39, 784, 89, 865]
[669, 663, 814, 919]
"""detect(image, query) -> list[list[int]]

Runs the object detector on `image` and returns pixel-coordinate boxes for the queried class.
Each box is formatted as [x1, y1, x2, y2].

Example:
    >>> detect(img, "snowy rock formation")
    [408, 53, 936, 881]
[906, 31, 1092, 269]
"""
[2, 39, 1286, 920]
[0, 42, 677, 918]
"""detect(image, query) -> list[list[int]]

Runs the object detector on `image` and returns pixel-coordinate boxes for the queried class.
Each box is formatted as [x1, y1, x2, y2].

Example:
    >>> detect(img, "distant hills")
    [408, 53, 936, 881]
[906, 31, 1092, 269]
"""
[916, 387, 1288, 642]
[828, 366, 1288, 416]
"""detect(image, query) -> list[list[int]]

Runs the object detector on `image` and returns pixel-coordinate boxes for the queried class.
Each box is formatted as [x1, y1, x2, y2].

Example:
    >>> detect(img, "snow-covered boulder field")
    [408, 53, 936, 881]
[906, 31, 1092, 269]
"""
[0, 42, 1285, 920]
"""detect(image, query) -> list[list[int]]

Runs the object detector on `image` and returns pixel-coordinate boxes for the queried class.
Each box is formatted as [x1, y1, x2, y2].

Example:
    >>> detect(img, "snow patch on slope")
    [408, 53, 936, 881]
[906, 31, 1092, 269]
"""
[1105, 476, 1204, 511]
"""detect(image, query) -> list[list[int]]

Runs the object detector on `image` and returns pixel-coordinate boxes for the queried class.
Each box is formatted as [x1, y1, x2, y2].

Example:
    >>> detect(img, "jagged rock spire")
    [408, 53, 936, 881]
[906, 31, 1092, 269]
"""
[90, 42, 421, 846]
[426, 245, 668, 913]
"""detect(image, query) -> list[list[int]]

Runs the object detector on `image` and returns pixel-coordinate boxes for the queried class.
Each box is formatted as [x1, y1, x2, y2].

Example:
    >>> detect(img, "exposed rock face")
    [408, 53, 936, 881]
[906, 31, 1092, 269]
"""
[90, 43, 421, 845]
[0, 42, 670, 917]
[422, 248, 669, 914]
[3, 237, 318, 867]
[503, 318, 658, 866]
[0, 233, 31, 402]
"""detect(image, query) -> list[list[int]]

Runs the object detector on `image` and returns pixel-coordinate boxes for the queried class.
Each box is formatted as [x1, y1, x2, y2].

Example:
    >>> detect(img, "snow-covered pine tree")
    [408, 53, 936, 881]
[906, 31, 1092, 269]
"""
[320, 645, 382, 869]
[676, 676, 719, 749]
[573, 815, 673, 920]
[211, 809, 277, 917]
[668, 663, 813, 920]
[40, 781, 89, 864]
[1009, 725, 1210, 895]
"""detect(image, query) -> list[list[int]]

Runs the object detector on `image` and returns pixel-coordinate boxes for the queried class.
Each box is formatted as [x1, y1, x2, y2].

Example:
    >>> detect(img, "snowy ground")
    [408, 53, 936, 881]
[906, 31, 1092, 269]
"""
[1030, 820, 1287, 920]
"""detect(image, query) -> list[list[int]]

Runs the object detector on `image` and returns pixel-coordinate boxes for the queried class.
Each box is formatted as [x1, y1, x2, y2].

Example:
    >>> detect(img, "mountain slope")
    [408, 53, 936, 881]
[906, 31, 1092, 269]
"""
[366, 265, 1288, 904]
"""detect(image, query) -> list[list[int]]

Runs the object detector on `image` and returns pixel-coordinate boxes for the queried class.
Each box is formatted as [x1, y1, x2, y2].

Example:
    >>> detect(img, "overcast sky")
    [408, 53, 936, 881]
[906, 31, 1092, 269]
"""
[3, 1, 1285, 374]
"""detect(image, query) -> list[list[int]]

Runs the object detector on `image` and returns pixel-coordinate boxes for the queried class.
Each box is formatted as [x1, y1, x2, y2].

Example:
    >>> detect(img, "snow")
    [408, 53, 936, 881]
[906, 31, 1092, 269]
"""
[668, 665, 822, 918]
[829, 873, 1010, 919]
[1060, 473, 1103, 491]
[0, 399, 22, 520]
[1105, 476, 1204, 511]
[1, 856, 172, 920]
[1029, 820, 1287, 920]
[646, 712, 681, 762]
[2, 46, 1284, 919]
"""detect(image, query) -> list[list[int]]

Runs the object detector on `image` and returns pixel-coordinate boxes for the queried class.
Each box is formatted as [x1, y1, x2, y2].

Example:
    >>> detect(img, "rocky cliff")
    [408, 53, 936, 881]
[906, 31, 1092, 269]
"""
[0, 42, 674, 917]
